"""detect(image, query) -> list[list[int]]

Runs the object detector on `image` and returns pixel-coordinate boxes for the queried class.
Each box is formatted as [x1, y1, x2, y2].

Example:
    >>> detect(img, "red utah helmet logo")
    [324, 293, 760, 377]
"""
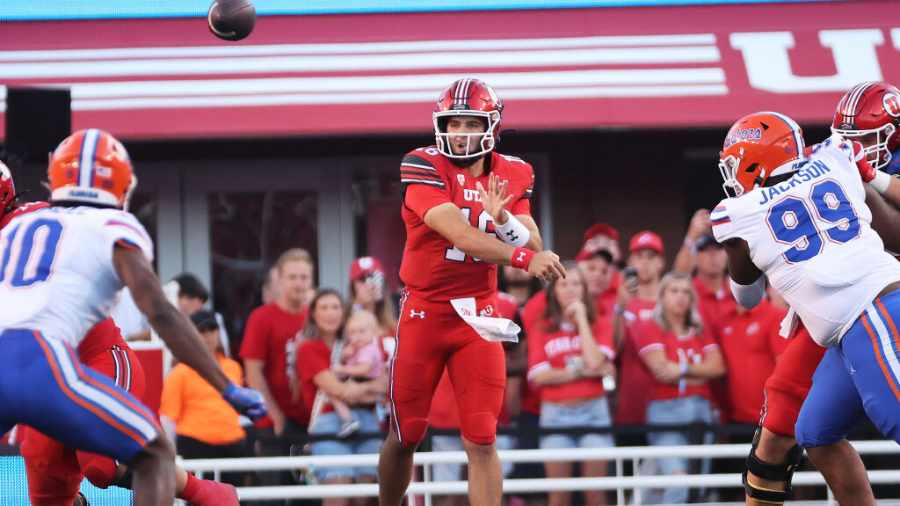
[884, 93, 900, 118]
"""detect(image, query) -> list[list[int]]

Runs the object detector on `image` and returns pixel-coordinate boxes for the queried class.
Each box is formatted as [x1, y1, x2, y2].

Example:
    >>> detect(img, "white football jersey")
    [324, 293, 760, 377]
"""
[0, 206, 153, 348]
[712, 134, 900, 346]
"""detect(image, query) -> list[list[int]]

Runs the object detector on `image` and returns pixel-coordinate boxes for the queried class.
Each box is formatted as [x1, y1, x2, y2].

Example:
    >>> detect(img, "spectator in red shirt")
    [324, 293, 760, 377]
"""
[297, 290, 387, 506]
[348, 257, 398, 336]
[611, 231, 666, 431]
[527, 263, 616, 506]
[239, 248, 315, 489]
[714, 298, 789, 425]
[636, 272, 725, 504]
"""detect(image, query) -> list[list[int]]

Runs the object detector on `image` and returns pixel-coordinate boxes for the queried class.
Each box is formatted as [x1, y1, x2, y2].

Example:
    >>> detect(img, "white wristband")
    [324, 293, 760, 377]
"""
[495, 211, 531, 247]
[871, 170, 891, 194]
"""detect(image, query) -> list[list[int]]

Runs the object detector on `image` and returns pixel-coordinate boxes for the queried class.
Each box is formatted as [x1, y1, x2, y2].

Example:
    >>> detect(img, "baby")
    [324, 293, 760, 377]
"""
[331, 310, 386, 438]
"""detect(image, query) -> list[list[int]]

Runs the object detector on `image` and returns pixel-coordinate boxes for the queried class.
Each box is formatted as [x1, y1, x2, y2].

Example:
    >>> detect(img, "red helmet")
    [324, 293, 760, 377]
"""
[433, 78, 503, 159]
[719, 111, 805, 197]
[48, 129, 136, 209]
[0, 161, 15, 215]
[831, 81, 900, 171]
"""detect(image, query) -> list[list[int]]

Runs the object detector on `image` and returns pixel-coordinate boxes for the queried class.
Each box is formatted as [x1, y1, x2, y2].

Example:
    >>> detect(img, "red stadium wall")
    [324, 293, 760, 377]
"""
[0, 1, 898, 140]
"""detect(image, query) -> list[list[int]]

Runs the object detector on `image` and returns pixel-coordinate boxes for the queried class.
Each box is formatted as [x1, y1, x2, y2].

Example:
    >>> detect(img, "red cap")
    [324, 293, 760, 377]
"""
[575, 245, 614, 262]
[583, 223, 620, 243]
[349, 256, 384, 281]
[629, 230, 664, 255]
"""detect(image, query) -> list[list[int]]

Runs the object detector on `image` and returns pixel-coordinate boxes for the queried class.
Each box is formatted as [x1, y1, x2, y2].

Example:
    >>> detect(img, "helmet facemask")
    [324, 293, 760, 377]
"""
[719, 151, 747, 198]
[433, 110, 500, 160]
[832, 123, 897, 171]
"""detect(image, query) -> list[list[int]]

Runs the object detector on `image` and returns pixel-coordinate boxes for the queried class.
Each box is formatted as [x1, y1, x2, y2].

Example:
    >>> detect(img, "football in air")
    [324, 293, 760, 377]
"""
[208, 0, 256, 41]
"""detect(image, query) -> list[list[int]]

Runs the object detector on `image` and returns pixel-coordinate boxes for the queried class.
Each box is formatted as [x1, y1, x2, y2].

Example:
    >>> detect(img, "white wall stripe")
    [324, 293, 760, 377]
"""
[0, 34, 718, 62]
[43, 336, 158, 442]
[53, 68, 726, 98]
[0, 46, 722, 80]
[67, 84, 728, 110]
[865, 306, 900, 391]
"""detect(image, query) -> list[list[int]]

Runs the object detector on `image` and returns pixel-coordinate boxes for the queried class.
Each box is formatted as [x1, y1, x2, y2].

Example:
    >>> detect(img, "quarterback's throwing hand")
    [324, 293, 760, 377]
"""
[223, 383, 268, 421]
[528, 251, 566, 282]
[476, 173, 514, 225]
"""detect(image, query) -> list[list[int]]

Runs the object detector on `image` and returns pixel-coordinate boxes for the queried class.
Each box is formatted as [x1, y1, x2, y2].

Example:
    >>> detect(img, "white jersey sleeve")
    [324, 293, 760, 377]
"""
[100, 211, 154, 264]
[710, 197, 753, 243]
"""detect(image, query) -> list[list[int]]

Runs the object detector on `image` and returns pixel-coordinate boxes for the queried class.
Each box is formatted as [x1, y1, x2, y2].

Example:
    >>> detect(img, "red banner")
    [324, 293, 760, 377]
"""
[0, 1, 898, 139]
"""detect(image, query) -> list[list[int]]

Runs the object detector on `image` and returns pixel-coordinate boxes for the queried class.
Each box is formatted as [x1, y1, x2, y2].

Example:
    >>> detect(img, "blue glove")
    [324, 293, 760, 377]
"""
[222, 383, 267, 421]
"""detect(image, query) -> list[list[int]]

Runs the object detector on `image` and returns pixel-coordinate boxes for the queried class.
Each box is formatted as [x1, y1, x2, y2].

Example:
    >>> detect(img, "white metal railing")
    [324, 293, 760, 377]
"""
[181, 440, 900, 504]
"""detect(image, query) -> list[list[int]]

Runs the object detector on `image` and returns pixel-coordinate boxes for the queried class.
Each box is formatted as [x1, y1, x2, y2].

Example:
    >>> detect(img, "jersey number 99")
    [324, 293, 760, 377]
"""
[766, 180, 860, 263]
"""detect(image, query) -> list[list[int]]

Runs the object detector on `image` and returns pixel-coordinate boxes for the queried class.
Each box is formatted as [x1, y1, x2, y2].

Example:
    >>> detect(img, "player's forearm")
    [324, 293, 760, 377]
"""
[147, 305, 230, 391]
[455, 228, 517, 265]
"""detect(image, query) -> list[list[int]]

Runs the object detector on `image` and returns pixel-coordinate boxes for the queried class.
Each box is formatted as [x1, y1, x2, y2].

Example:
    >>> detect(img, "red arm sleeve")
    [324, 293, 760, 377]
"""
[526, 323, 551, 381]
[239, 307, 269, 361]
[510, 163, 535, 216]
[297, 341, 332, 383]
[633, 320, 664, 355]
[404, 183, 452, 220]
[592, 316, 616, 360]
[401, 151, 451, 219]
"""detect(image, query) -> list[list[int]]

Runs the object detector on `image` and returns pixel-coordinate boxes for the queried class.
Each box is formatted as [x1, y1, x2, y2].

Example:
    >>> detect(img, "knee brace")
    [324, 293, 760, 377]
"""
[460, 412, 498, 446]
[79, 454, 118, 489]
[743, 427, 803, 504]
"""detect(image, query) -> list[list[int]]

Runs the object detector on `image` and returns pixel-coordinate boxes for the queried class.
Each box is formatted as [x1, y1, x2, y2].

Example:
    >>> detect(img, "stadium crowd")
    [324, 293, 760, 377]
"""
[135, 211, 796, 506]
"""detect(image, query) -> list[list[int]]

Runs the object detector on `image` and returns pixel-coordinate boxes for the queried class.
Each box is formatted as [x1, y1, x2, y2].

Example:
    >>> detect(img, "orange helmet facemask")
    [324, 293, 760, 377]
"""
[719, 111, 806, 197]
[48, 129, 136, 210]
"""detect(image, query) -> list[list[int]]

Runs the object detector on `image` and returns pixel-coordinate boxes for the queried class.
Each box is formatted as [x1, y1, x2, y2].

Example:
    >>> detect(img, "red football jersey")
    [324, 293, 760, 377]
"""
[633, 318, 720, 402]
[0, 201, 50, 229]
[713, 300, 789, 423]
[400, 146, 535, 302]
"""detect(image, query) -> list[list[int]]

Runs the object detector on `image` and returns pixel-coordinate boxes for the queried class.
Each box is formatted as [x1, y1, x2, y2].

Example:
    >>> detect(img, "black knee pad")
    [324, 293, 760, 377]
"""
[743, 426, 803, 504]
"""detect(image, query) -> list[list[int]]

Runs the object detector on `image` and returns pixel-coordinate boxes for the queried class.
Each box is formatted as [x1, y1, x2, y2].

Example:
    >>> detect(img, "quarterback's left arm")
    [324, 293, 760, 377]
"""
[515, 214, 543, 251]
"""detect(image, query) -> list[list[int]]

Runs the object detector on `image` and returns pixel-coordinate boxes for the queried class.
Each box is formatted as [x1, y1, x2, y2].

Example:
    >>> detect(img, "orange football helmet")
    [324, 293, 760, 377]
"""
[48, 129, 136, 209]
[719, 112, 806, 197]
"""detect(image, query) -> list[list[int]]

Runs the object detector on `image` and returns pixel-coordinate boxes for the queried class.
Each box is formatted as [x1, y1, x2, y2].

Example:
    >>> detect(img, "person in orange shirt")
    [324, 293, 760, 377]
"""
[161, 310, 248, 486]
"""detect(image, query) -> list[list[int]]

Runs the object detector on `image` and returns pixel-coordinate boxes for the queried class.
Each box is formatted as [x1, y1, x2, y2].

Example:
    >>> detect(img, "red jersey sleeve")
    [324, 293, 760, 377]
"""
[526, 321, 551, 382]
[633, 320, 665, 355]
[510, 162, 535, 216]
[401, 151, 451, 219]
[699, 327, 720, 355]
[239, 306, 270, 361]
[297, 340, 331, 383]
[592, 315, 616, 360]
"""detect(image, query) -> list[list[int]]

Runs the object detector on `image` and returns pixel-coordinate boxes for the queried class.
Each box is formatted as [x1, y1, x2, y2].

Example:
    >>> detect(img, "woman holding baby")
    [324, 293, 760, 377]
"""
[295, 288, 388, 506]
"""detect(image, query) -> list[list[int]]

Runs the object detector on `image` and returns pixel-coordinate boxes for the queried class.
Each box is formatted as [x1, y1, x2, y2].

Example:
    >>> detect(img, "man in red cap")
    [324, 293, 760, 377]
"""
[611, 231, 666, 436]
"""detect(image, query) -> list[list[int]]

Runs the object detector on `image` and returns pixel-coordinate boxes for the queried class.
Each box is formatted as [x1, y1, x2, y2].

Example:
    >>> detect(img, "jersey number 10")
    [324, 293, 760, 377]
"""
[766, 180, 860, 263]
[0, 218, 63, 287]
[445, 207, 493, 262]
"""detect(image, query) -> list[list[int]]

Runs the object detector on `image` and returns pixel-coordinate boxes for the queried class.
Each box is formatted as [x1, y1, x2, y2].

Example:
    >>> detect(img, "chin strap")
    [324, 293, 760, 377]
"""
[743, 427, 804, 504]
